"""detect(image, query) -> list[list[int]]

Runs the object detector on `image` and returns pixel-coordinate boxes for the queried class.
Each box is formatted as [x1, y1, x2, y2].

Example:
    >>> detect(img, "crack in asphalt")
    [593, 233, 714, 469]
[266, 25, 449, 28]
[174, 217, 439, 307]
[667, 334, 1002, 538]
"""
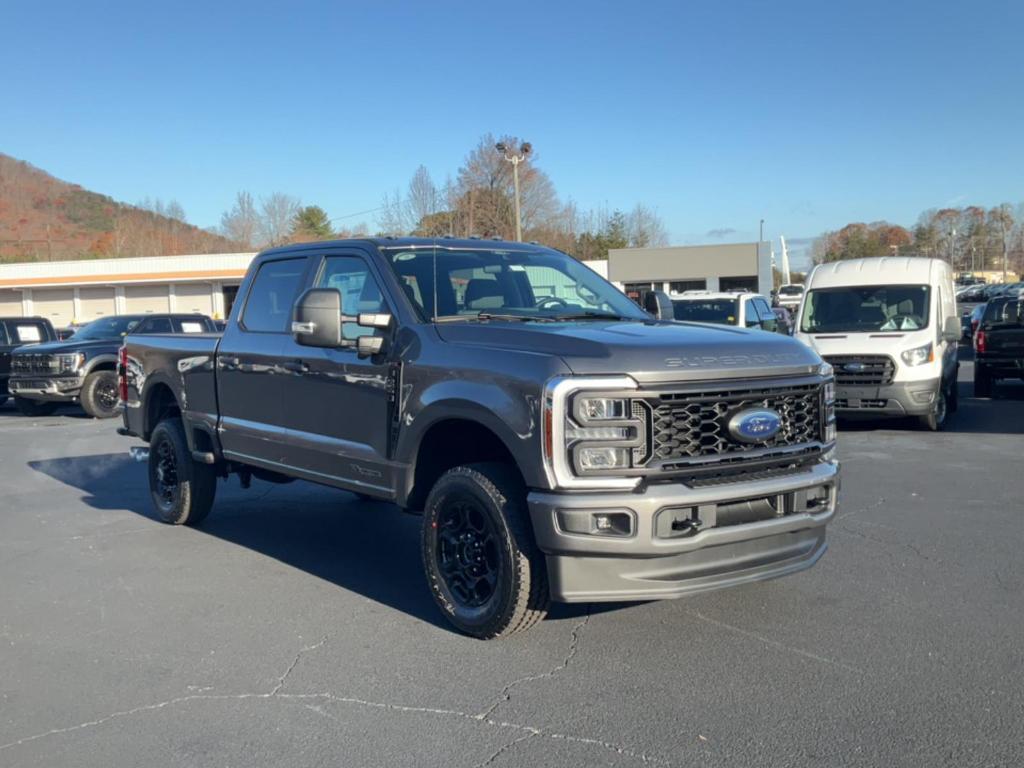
[0, 623, 667, 765]
[477, 609, 591, 721]
[833, 496, 886, 522]
[473, 732, 538, 768]
[685, 609, 863, 675]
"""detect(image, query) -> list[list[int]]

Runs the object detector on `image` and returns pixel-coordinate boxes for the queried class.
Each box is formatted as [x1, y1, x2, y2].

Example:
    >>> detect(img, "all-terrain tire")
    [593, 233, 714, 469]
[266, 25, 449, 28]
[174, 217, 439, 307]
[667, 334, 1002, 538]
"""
[14, 397, 59, 417]
[80, 370, 120, 419]
[148, 418, 217, 526]
[422, 463, 549, 639]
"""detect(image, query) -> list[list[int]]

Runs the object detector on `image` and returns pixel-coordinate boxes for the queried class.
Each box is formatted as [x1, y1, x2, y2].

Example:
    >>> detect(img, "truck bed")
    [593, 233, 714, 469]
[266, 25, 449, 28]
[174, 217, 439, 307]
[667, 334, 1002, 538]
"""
[122, 332, 221, 441]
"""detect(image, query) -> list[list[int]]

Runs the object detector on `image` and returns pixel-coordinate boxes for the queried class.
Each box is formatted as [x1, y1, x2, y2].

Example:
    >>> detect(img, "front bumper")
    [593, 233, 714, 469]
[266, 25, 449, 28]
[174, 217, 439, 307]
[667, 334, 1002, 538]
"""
[8, 375, 83, 402]
[834, 379, 939, 417]
[528, 460, 839, 602]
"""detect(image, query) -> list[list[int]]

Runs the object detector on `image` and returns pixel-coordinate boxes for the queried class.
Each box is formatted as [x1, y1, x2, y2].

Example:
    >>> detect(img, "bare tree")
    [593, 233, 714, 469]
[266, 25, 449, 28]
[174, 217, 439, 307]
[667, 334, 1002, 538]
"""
[259, 192, 300, 247]
[376, 189, 410, 236]
[407, 165, 438, 228]
[165, 199, 187, 222]
[627, 203, 669, 248]
[220, 191, 259, 248]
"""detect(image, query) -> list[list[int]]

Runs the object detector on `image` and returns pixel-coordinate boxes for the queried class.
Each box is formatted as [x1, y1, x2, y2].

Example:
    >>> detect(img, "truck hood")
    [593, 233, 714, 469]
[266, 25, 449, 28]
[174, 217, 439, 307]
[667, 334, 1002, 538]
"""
[10, 338, 119, 356]
[436, 320, 823, 382]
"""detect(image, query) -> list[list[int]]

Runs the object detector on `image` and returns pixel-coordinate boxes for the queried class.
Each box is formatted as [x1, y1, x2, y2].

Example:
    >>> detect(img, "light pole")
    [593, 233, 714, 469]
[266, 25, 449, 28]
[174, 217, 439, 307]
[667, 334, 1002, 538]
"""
[496, 141, 531, 241]
[759, 219, 764, 244]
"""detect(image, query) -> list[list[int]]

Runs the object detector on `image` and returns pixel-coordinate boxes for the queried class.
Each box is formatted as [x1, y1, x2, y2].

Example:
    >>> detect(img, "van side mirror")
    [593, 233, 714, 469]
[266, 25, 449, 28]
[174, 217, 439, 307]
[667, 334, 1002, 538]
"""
[643, 290, 674, 320]
[942, 316, 960, 342]
[292, 288, 343, 348]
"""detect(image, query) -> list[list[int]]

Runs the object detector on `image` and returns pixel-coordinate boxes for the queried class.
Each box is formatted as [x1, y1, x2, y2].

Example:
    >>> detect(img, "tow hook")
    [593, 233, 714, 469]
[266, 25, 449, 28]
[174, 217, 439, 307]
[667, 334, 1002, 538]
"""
[671, 517, 703, 534]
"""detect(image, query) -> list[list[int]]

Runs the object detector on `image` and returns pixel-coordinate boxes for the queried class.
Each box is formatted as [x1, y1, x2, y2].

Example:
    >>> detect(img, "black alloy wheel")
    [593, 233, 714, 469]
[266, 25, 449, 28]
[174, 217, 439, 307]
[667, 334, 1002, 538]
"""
[435, 494, 502, 609]
[152, 433, 180, 511]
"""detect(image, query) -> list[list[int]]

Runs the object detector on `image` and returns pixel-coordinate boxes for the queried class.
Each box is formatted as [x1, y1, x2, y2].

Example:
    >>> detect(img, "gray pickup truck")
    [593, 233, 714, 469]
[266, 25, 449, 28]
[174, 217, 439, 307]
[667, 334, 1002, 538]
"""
[120, 238, 839, 638]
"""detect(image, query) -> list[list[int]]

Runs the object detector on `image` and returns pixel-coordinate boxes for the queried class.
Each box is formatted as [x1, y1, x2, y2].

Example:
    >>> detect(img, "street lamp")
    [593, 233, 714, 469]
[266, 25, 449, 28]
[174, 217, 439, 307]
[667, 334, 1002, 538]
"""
[496, 141, 531, 241]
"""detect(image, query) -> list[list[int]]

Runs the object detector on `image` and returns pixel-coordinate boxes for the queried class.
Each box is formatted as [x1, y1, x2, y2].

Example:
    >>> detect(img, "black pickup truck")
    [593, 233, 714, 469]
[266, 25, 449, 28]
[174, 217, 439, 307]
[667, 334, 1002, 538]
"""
[974, 291, 1024, 396]
[120, 238, 840, 639]
[0, 316, 58, 407]
[10, 313, 216, 417]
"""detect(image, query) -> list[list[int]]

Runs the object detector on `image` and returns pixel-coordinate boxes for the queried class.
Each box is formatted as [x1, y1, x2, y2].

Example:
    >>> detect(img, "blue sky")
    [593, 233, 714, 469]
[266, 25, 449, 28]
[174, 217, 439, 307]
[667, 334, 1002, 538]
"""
[3, 0, 1022, 267]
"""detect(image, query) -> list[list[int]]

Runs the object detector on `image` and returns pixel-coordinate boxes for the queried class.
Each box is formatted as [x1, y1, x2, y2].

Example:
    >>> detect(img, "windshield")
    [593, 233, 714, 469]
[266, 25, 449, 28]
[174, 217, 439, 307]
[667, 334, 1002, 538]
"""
[671, 298, 738, 324]
[380, 246, 648, 322]
[71, 315, 143, 340]
[801, 285, 931, 333]
[779, 285, 804, 295]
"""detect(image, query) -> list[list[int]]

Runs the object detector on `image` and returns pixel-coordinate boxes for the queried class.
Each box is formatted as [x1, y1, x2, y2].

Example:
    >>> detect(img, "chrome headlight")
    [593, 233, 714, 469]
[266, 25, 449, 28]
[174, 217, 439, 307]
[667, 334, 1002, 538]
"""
[821, 363, 836, 445]
[543, 377, 647, 490]
[56, 353, 85, 373]
[900, 343, 934, 367]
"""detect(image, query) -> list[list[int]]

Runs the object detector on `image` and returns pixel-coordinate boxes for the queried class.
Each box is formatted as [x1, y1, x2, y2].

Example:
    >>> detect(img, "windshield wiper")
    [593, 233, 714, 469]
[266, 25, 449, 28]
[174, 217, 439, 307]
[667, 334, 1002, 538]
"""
[433, 313, 557, 323]
[550, 311, 634, 321]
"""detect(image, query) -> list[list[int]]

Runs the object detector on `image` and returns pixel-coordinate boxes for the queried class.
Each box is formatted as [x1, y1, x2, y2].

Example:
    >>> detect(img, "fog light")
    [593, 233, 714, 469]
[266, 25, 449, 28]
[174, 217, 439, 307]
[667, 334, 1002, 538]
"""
[911, 389, 935, 404]
[556, 509, 634, 537]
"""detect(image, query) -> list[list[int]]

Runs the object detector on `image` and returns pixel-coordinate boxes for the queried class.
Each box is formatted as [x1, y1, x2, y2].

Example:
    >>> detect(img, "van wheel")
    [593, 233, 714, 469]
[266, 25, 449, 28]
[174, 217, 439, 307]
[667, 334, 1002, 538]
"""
[919, 387, 947, 431]
[148, 418, 217, 526]
[14, 397, 59, 417]
[80, 370, 120, 418]
[973, 366, 992, 398]
[422, 463, 549, 639]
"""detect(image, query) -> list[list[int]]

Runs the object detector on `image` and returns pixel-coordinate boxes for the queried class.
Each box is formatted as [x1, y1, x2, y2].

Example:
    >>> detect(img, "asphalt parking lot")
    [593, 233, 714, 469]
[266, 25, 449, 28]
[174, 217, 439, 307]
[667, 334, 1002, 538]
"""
[1, 350, 1021, 768]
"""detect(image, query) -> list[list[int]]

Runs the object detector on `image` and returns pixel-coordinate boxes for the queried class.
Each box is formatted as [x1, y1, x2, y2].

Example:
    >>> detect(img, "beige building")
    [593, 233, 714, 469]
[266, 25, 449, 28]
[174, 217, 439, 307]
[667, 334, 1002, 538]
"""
[0, 252, 256, 327]
[608, 242, 772, 299]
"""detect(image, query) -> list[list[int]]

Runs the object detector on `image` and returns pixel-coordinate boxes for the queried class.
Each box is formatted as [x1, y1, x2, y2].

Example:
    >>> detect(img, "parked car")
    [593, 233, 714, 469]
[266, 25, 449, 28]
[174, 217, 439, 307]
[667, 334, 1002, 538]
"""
[974, 292, 1024, 397]
[120, 238, 839, 639]
[794, 256, 960, 431]
[0, 317, 58, 407]
[775, 283, 805, 311]
[9, 313, 217, 418]
[957, 285, 988, 304]
[669, 291, 784, 333]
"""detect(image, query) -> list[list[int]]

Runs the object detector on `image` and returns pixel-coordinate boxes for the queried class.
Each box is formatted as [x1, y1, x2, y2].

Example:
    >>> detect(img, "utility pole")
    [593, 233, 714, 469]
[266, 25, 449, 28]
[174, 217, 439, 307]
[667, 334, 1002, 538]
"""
[948, 228, 956, 269]
[496, 141, 532, 241]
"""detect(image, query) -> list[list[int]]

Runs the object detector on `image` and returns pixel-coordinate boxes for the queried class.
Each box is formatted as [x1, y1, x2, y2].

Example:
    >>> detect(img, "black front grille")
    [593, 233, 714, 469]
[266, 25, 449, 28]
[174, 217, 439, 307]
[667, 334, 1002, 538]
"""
[12, 354, 57, 375]
[650, 382, 823, 465]
[824, 355, 895, 386]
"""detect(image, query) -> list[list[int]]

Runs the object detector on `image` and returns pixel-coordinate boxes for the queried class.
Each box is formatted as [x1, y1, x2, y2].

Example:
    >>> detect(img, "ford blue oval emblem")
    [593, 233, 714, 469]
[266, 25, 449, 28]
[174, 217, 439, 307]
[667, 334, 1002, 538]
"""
[727, 408, 782, 444]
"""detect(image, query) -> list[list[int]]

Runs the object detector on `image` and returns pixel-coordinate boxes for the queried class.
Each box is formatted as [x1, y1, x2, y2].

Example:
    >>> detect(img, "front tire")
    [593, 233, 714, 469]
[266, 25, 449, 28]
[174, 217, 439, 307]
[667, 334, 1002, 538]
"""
[80, 370, 120, 418]
[14, 397, 59, 417]
[148, 418, 217, 526]
[422, 463, 549, 639]
[919, 386, 948, 431]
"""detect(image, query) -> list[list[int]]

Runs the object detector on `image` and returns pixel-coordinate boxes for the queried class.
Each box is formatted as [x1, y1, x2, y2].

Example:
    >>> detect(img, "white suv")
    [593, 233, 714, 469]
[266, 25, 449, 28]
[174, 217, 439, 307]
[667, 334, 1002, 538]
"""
[669, 291, 781, 333]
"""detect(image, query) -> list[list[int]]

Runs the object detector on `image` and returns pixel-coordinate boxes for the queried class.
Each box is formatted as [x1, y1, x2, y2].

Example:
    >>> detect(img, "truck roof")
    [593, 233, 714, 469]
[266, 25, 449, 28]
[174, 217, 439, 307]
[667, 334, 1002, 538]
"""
[808, 257, 947, 288]
[261, 237, 548, 258]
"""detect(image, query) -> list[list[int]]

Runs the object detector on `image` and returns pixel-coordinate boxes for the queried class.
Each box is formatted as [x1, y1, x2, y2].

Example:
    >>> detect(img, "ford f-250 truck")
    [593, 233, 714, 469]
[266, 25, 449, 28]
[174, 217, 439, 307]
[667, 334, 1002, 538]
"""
[120, 238, 839, 639]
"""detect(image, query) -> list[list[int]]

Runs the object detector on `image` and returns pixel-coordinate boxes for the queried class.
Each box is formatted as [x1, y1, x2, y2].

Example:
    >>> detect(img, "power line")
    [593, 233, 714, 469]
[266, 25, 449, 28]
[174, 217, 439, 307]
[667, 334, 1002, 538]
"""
[328, 205, 384, 223]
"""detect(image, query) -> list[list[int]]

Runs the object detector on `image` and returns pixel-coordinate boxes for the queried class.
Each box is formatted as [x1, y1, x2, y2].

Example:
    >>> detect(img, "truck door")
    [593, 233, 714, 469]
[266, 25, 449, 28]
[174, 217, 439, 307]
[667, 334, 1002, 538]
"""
[216, 256, 311, 466]
[279, 250, 395, 496]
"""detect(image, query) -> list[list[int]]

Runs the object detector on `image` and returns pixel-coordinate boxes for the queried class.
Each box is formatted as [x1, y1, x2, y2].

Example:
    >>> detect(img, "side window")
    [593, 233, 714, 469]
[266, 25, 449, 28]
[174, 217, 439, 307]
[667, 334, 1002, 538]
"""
[316, 256, 387, 338]
[755, 298, 778, 332]
[136, 317, 172, 334]
[743, 298, 761, 328]
[175, 319, 207, 333]
[13, 323, 44, 343]
[241, 258, 308, 333]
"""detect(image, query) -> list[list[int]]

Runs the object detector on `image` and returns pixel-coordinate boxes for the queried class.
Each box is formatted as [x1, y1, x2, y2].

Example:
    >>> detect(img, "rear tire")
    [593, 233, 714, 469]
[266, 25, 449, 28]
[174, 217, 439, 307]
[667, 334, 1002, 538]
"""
[80, 370, 120, 418]
[148, 418, 217, 526]
[973, 365, 993, 398]
[422, 463, 549, 639]
[14, 397, 59, 417]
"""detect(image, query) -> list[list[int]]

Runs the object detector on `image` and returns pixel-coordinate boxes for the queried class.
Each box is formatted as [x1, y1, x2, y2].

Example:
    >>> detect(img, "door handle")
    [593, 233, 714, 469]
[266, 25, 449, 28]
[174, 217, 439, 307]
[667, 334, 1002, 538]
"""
[281, 360, 309, 374]
[220, 356, 240, 369]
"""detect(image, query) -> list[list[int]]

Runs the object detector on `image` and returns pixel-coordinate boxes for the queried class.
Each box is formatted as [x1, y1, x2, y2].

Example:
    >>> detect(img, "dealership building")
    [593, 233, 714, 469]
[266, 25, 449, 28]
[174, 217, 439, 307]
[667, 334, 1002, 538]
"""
[0, 253, 255, 327]
[608, 242, 772, 299]
[0, 241, 771, 328]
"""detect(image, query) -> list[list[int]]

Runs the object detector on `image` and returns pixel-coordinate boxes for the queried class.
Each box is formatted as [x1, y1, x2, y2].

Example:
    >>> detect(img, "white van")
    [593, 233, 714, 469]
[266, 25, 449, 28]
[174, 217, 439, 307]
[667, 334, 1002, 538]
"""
[794, 257, 961, 430]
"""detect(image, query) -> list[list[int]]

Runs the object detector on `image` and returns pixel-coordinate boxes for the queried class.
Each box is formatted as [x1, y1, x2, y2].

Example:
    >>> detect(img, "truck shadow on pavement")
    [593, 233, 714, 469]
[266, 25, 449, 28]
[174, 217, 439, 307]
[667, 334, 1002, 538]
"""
[27, 453, 596, 633]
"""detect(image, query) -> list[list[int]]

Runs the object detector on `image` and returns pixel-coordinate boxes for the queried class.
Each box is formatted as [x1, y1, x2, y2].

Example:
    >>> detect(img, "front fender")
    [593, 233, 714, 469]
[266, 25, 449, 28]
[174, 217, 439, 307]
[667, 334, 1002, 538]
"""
[396, 378, 546, 490]
[83, 354, 119, 376]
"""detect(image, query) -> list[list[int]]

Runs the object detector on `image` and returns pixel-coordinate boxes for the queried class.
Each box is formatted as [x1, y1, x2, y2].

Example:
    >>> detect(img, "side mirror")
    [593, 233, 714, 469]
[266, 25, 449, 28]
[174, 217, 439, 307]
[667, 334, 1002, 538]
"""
[643, 290, 674, 320]
[292, 288, 343, 348]
[942, 316, 960, 342]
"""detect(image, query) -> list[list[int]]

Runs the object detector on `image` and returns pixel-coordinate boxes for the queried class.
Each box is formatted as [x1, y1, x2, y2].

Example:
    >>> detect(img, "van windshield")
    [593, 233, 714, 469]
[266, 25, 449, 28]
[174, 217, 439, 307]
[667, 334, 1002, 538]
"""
[801, 285, 931, 333]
